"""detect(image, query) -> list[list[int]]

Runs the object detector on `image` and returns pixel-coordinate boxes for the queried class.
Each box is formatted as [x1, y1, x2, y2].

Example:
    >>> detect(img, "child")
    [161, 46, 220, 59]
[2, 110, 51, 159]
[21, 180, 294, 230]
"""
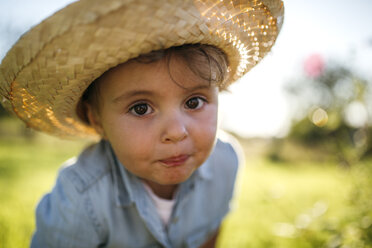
[0, 0, 284, 247]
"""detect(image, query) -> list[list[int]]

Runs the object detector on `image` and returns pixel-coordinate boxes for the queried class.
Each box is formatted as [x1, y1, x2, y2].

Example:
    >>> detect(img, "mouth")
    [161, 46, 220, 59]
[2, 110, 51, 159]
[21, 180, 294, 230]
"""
[159, 154, 190, 167]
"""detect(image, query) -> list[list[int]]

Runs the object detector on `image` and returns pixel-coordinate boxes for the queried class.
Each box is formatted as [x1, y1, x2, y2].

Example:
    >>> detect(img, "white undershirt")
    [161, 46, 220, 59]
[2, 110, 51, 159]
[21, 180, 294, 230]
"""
[142, 183, 176, 226]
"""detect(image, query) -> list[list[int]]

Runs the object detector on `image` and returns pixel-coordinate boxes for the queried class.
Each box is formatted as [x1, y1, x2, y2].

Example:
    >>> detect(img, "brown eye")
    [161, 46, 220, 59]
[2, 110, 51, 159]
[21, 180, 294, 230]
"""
[185, 97, 205, 110]
[130, 103, 152, 116]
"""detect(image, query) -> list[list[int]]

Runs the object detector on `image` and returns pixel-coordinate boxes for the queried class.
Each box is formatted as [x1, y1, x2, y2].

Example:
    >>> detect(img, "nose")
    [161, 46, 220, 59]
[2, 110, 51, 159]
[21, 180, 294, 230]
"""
[161, 112, 188, 143]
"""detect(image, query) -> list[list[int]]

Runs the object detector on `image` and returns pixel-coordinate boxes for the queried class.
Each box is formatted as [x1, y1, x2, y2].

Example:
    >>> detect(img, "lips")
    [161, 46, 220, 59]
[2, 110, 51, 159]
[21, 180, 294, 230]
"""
[159, 154, 190, 167]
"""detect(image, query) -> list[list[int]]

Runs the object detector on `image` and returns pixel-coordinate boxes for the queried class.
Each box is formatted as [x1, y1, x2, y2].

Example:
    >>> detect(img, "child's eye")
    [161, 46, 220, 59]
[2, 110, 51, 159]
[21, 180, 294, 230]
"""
[185, 97, 206, 110]
[129, 103, 153, 116]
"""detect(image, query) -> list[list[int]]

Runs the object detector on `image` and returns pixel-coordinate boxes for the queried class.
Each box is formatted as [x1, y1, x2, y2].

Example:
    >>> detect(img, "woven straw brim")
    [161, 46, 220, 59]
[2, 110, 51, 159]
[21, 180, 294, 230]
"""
[0, 0, 284, 139]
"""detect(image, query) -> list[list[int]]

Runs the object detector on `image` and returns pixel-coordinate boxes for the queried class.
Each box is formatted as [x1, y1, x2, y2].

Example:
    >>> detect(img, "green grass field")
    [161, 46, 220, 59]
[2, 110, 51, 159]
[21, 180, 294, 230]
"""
[219, 160, 352, 247]
[0, 134, 89, 248]
[0, 119, 371, 248]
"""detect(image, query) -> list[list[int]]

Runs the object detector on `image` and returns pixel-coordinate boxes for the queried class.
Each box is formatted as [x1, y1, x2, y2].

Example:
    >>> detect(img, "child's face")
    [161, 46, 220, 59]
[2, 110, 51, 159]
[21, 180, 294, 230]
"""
[88, 56, 218, 186]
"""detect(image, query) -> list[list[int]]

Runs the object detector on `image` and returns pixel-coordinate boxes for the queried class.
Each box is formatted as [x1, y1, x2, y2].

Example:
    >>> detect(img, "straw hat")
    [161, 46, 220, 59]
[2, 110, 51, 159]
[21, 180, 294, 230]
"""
[0, 0, 284, 139]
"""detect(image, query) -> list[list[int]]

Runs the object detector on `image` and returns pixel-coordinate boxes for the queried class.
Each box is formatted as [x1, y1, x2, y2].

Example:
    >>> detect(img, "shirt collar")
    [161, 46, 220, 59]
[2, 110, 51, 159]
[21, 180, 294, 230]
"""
[194, 156, 213, 181]
[104, 141, 134, 207]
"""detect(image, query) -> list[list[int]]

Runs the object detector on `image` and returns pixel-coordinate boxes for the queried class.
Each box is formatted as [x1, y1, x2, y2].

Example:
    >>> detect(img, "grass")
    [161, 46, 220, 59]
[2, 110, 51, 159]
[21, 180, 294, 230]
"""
[0, 119, 90, 247]
[0, 117, 371, 247]
[218, 158, 354, 248]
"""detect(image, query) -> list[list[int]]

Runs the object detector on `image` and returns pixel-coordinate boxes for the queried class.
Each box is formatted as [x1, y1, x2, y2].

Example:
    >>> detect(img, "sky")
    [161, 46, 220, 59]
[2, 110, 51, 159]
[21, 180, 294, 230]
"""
[1, 0, 372, 138]
[220, 0, 372, 137]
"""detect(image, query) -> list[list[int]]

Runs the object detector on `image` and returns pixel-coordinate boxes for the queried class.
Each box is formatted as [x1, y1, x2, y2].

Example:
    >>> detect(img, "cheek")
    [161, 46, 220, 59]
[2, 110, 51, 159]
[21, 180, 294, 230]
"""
[191, 105, 218, 152]
[103, 117, 157, 162]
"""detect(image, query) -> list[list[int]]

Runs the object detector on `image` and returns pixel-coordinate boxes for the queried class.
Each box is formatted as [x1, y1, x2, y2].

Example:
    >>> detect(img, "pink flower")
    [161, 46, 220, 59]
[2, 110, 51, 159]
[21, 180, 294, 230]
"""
[304, 53, 325, 78]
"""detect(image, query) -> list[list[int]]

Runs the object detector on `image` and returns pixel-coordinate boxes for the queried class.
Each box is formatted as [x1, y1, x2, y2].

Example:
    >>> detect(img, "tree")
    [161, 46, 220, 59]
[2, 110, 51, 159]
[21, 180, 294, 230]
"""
[284, 53, 372, 164]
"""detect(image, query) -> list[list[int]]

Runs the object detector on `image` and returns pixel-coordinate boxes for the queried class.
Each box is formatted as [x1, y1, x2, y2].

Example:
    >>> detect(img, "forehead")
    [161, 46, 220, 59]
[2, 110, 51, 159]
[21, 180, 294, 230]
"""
[97, 56, 211, 99]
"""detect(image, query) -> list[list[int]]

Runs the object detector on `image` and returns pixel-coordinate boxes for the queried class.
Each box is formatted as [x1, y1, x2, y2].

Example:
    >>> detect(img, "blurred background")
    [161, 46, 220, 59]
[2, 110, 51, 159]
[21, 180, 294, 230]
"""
[0, 0, 371, 247]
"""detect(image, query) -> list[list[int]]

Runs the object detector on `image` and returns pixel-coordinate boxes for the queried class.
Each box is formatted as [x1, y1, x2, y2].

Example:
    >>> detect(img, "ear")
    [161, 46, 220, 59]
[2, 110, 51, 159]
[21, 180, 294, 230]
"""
[85, 103, 107, 139]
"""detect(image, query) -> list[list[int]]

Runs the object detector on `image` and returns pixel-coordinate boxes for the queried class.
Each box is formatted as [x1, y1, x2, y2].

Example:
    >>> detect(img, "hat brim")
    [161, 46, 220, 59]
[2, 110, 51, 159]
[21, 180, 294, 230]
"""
[0, 0, 284, 138]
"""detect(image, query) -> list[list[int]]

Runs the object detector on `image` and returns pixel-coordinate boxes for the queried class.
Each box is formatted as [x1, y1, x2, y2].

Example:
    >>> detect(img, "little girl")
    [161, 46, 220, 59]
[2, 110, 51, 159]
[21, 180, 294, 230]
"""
[0, 0, 284, 247]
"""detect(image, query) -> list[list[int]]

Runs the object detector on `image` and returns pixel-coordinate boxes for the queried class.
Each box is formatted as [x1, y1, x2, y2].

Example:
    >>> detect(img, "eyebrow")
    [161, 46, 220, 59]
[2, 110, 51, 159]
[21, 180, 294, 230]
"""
[185, 84, 211, 92]
[112, 90, 154, 104]
[112, 84, 211, 104]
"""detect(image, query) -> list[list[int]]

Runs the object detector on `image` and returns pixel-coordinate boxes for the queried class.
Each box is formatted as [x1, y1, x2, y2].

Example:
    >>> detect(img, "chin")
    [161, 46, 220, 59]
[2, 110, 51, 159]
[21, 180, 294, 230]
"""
[157, 172, 193, 185]
[158, 178, 186, 186]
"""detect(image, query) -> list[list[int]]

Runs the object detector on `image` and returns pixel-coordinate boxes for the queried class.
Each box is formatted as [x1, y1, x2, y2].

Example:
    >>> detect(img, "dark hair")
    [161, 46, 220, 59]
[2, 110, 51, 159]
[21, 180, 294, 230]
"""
[77, 44, 229, 124]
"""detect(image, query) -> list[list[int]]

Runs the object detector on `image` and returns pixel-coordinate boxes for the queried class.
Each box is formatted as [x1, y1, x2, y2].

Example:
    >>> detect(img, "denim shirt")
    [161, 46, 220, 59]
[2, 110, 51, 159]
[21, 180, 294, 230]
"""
[31, 135, 241, 248]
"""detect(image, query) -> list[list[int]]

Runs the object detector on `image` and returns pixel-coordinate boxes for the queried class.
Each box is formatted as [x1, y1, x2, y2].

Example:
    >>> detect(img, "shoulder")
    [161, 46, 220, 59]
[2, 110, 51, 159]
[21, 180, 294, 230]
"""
[58, 140, 113, 193]
[198, 130, 244, 193]
[32, 141, 114, 246]
[182, 131, 244, 236]
[210, 130, 244, 174]
[32, 141, 113, 247]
